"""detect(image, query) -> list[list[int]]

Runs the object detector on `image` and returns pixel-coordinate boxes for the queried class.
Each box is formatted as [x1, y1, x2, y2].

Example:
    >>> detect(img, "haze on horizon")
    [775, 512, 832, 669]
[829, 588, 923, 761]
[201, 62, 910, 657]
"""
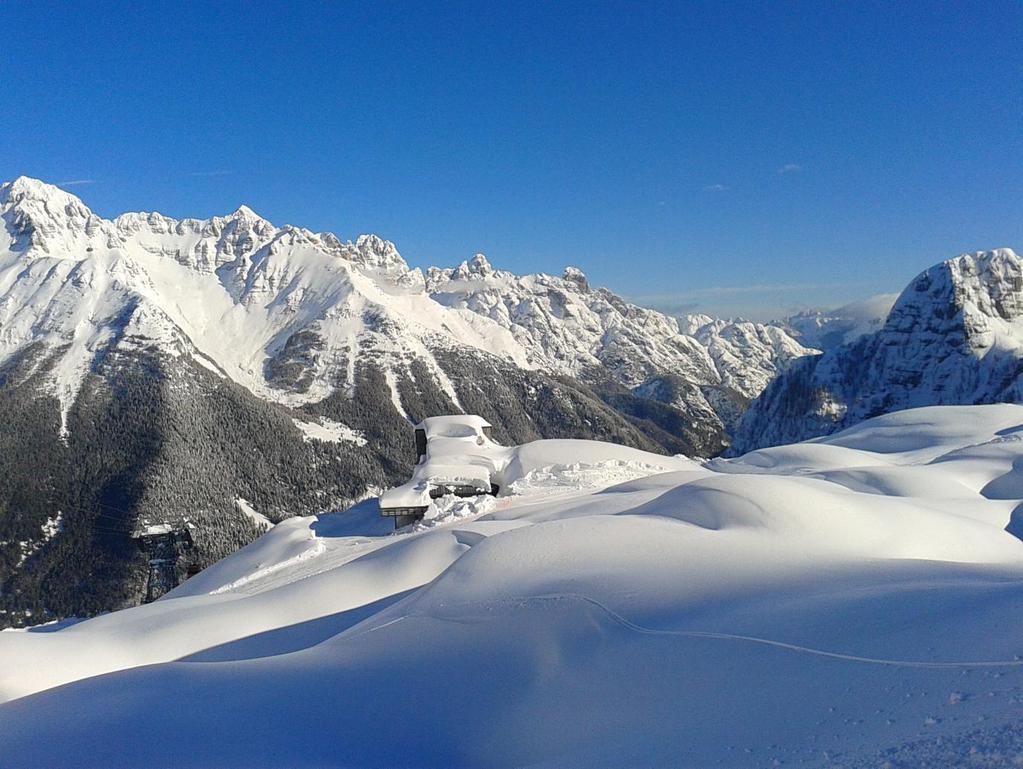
[2, 1, 1020, 319]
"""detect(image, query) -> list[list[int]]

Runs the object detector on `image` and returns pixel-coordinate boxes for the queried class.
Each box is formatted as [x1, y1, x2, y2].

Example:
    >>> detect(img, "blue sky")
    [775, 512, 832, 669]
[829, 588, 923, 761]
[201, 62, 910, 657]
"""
[3, 1, 1020, 319]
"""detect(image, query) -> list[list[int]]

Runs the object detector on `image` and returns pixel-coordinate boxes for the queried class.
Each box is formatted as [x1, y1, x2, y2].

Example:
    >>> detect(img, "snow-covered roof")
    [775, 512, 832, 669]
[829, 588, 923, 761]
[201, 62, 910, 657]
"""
[415, 414, 492, 438]
[137, 523, 174, 537]
[380, 415, 502, 512]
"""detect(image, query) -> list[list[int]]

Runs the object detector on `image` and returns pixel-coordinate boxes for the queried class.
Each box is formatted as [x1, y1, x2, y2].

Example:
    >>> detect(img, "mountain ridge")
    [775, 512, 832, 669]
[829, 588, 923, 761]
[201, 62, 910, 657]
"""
[0, 176, 813, 440]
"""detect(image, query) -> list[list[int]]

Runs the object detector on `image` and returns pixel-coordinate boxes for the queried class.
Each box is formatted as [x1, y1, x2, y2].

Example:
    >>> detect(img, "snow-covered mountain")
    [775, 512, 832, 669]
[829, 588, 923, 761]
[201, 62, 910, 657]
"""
[426, 256, 813, 435]
[2, 405, 1023, 768]
[0, 176, 810, 625]
[1, 176, 523, 429]
[734, 249, 1023, 452]
[1, 176, 808, 441]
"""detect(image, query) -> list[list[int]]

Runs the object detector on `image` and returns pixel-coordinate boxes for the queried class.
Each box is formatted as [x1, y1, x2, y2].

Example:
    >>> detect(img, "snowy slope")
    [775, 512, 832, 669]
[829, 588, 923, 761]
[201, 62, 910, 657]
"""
[735, 249, 1023, 452]
[2, 405, 1023, 768]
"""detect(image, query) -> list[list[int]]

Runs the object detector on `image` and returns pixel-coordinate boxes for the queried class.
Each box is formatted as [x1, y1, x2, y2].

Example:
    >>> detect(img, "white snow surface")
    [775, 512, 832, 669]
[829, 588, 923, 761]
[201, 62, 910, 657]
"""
[291, 417, 367, 446]
[2, 405, 1023, 767]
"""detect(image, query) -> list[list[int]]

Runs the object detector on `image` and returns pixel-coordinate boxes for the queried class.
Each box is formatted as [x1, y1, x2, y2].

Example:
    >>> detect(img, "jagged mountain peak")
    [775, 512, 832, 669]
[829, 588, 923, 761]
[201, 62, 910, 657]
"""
[733, 246, 1023, 453]
[920, 247, 1020, 291]
[115, 203, 275, 238]
[216, 204, 276, 237]
[1, 177, 105, 256]
[0, 175, 85, 207]
[933, 248, 1022, 323]
[679, 313, 728, 334]
[883, 248, 1023, 342]
[0, 178, 100, 237]
[466, 252, 493, 275]
[562, 265, 589, 291]
[346, 233, 408, 271]
[229, 204, 261, 221]
[956, 246, 1018, 264]
[440, 253, 496, 281]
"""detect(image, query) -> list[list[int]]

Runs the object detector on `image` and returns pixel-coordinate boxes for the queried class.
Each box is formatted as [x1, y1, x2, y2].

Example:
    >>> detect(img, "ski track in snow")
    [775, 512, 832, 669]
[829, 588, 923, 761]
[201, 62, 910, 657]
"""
[208, 539, 327, 595]
[399, 592, 1023, 670]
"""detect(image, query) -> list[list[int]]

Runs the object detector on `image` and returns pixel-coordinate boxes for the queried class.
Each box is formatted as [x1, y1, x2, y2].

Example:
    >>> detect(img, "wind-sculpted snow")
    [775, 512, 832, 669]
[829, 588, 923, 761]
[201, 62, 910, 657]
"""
[2, 405, 1023, 767]
[735, 248, 1023, 452]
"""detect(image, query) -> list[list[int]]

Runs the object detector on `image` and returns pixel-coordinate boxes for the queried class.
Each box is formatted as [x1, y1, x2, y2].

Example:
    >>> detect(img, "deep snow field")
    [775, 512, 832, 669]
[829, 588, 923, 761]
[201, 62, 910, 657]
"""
[3, 405, 1023, 768]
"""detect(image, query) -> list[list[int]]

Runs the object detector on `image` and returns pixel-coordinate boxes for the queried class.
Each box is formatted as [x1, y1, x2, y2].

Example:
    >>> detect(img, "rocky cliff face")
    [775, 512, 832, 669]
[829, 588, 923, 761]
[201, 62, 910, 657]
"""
[426, 255, 813, 438]
[733, 249, 1023, 453]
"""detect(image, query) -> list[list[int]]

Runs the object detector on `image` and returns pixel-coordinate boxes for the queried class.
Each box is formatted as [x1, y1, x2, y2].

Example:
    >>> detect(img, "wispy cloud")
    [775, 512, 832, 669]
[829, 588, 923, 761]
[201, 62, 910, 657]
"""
[686, 281, 848, 297]
[778, 163, 801, 175]
[702, 183, 729, 192]
[57, 179, 96, 187]
[630, 280, 871, 308]
[186, 170, 232, 178]
[633, 280, 871, 303]
[629, 281, 878, 321]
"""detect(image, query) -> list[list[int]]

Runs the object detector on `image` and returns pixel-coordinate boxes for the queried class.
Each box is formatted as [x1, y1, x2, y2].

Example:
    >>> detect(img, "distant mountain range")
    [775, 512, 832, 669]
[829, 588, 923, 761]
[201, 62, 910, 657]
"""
[0, 177, 811, 625]
[781, 293, 897, 352]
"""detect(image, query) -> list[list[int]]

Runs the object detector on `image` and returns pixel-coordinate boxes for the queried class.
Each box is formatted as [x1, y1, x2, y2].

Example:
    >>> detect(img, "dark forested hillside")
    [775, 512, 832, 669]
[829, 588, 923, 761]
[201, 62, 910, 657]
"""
[0, 341, 693, 627]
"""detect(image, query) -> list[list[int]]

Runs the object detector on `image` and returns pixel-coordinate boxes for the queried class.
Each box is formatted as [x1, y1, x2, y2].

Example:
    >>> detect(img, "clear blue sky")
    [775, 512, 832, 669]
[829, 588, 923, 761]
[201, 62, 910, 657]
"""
[3, 1, 1020, 319]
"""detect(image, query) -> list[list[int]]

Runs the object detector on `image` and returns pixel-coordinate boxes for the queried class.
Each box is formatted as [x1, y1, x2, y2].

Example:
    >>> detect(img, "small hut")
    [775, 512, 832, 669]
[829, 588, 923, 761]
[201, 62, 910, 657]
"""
[379, 415, 500, 528]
